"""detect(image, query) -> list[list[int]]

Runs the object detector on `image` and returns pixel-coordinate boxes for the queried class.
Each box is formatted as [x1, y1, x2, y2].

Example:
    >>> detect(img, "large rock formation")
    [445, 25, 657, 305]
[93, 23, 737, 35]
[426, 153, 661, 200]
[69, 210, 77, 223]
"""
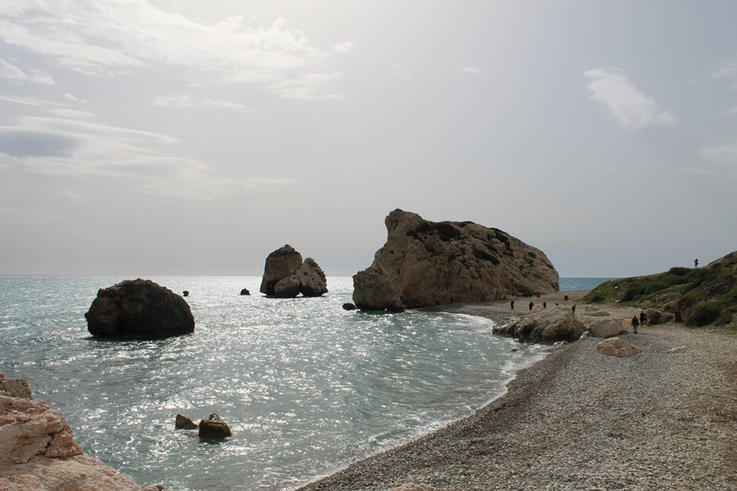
[259, 245, 328, 298]
[353, 210, 559, 310]
[0, 374, 155, 490]
[85, 279, 195, 340]
[493, 307, 584, 343]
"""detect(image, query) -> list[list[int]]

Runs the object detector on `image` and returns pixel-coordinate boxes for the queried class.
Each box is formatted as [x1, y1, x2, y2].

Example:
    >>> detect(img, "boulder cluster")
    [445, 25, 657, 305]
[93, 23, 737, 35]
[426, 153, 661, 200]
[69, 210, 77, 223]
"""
[352, 210, 559, 311]
[493, 307, 584, 343]
[259, 245, 328, 298]
[175, 413, 232, 439]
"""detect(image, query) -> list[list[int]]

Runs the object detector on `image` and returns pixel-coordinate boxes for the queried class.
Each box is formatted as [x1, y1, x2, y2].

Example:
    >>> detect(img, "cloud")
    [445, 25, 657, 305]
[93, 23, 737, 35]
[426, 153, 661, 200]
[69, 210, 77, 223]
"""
[0, 94, 66, 107]
[0, 58, 55, 85]
[153, 93, 248, 111]
[584, 67, 676, 129]
[460, 67, 483, 74]
[711, 61, 737, 80]
[701, 142, 737, 166]
[59, 189, 86, 202]
[333, 42, 353, 54]
[64, 93, 87, 104]
[270, 72, 344, 100]
[0, 115, 294, 199]
[0, 1, 346, 99]
[725, 106, 737, 114]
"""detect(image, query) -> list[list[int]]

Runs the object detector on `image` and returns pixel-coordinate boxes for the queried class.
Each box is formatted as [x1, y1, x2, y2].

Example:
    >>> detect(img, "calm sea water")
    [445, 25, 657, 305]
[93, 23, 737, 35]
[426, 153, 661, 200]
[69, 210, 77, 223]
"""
[0, 276, 607, 490]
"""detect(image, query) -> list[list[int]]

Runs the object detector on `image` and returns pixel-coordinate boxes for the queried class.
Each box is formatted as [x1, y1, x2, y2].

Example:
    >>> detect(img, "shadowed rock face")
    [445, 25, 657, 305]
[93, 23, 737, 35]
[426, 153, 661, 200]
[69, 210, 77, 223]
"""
[353, 209, 559, 310]
[85, 278, 195, 339]
[260, 245, 328, 298]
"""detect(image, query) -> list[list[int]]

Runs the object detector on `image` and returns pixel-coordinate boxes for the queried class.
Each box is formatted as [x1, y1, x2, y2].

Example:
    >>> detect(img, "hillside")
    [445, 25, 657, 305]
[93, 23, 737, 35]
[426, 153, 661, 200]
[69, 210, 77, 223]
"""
[583, 251, 737, 327]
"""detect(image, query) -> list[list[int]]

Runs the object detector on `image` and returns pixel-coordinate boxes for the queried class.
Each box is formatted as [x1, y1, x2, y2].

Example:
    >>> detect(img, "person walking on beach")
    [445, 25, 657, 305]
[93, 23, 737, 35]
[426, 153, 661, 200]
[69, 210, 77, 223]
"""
[510, 300, 515, 310]
[528, 301, 533, 311]
[631, 315, 639, 334]
[543, 301, 547, 309]
[640, 311, 647, 328]
[571, 304, 576, 314]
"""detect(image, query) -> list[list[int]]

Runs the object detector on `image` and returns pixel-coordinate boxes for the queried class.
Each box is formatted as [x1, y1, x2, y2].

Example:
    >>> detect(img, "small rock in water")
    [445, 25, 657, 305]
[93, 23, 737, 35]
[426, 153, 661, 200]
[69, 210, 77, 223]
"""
[240, 288, 250, 296]
[198, 413, 232, 439]
[342, 303, 357, 311]
[175, 414, 198, 429]
[182, 290, 189, 297]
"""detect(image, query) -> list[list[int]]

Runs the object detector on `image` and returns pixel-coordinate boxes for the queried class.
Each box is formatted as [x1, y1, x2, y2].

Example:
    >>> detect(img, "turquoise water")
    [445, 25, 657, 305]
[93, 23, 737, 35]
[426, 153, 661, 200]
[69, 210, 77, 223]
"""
[0, 275, 564, 490]
[559, 277, 614, 291]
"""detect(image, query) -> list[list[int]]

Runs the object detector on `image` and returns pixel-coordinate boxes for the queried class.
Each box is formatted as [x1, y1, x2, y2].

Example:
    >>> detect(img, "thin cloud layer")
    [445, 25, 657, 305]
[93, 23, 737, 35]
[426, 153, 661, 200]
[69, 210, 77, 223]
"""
[584, 67, 676, 129]
[0, 113, 294, 200]
[0, 1, 345, 99]
[0, 58, 55, 85]
[153, 93, 248, 111]
[702, 142, 737, 167]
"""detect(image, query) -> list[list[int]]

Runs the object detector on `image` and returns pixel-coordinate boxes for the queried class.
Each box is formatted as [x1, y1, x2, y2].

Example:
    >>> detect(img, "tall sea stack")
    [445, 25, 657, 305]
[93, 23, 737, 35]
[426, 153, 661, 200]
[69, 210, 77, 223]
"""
[352, 209, 559, 311]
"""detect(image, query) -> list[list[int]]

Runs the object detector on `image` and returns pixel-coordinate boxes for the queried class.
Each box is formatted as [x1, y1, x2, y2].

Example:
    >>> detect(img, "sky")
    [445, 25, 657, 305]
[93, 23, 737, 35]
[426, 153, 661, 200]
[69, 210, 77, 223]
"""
[1, 0, 736, 277]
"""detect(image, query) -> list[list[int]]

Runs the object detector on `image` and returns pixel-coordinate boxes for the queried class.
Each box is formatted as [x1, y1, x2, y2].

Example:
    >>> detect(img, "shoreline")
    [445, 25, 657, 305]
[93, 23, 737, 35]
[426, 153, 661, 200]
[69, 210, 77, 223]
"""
[300, 295, 737, 490]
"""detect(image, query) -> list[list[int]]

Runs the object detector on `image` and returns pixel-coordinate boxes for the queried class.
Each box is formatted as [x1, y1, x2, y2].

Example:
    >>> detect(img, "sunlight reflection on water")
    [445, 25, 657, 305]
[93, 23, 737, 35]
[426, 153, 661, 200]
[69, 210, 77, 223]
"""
[0, 275, 548, 490]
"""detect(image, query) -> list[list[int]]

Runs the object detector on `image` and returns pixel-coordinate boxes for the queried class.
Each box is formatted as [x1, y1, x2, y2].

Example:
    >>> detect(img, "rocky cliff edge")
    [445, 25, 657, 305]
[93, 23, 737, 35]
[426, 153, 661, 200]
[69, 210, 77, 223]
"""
[0, 374, 158, 490]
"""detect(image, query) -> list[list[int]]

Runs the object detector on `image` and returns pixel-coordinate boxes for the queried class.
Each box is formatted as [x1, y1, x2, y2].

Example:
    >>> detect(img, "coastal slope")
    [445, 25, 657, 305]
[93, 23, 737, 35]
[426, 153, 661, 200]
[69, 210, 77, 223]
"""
[301, 310, 737, 489]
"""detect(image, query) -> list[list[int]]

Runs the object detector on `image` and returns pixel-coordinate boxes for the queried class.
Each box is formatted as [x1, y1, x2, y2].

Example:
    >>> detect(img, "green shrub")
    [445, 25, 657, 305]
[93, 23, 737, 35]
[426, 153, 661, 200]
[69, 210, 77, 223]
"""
[588, 293, 605, 303]
[685, 304, 721, 327]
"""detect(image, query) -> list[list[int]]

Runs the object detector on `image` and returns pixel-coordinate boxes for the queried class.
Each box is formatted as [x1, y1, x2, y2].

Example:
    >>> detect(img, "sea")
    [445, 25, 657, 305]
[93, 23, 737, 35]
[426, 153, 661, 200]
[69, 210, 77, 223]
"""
[0, 276, 609, 490]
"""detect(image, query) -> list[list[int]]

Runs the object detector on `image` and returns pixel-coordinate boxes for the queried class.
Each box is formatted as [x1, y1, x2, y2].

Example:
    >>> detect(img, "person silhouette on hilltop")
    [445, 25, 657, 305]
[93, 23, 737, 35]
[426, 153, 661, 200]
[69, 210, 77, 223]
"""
[694, 258, 699, 268]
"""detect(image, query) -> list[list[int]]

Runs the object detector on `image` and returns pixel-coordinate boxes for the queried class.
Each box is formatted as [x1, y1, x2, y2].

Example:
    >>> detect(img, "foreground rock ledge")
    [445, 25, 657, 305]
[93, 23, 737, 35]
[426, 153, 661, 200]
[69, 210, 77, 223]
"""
[259, 245, 328, 298]
[353, 209, 559, 311]
[85, 278, 195, 340]
[0, 374, 157, 490]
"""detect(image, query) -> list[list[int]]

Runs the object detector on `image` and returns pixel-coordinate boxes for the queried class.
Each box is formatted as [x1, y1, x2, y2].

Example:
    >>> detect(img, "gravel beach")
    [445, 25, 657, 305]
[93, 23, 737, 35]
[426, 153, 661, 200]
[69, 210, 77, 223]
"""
[301, 296, 737, 490]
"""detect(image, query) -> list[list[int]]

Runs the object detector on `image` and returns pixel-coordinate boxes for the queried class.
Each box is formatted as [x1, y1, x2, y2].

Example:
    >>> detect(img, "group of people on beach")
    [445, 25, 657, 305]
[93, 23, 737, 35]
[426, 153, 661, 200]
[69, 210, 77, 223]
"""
[510, 298, 574, 314]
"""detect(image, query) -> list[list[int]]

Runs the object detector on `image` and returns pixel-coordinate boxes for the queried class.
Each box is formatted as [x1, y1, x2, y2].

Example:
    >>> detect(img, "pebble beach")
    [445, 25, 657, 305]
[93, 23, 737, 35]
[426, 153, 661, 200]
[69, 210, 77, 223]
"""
[301, 295, 737, 490]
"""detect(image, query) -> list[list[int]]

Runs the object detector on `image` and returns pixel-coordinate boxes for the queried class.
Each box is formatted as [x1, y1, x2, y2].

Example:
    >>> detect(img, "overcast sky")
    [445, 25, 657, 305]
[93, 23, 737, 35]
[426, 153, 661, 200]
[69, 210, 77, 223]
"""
[1, 1, 736, 277]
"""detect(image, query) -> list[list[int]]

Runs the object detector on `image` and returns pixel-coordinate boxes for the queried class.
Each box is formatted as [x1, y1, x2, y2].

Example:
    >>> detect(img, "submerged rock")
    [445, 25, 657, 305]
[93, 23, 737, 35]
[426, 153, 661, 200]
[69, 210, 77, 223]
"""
[352, 209, 558, 311]
[259, 245, 328, 298]
[494, 307, 584, 343]
[240, 288, 250, 296]
[342, 303, 357, 311]
[85, 279, 195, 340]
[198, 414, 232, 439]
